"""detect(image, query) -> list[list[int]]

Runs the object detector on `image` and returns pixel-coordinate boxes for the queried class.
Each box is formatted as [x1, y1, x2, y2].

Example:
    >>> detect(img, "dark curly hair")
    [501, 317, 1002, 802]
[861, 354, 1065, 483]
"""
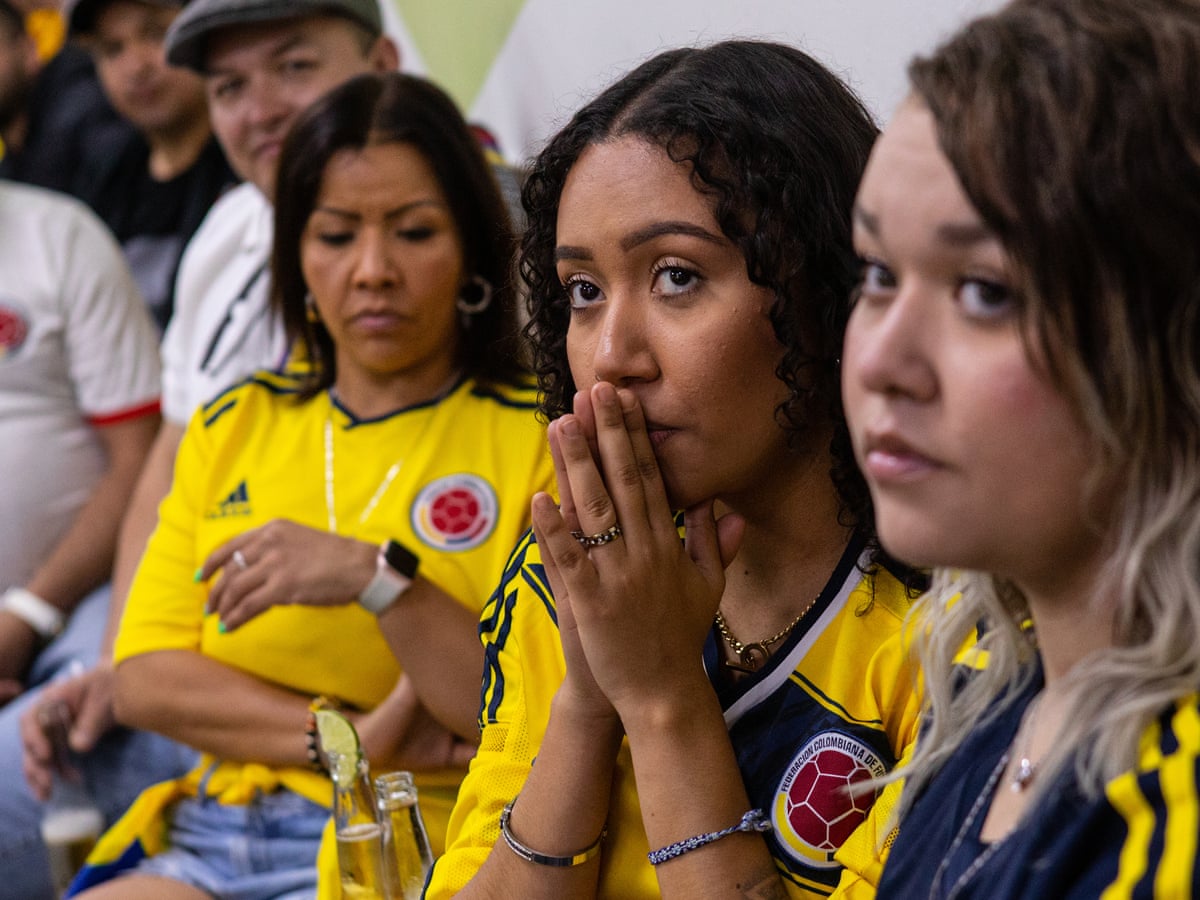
[272, 72, 525, 399]
[521, 40, 884, 549]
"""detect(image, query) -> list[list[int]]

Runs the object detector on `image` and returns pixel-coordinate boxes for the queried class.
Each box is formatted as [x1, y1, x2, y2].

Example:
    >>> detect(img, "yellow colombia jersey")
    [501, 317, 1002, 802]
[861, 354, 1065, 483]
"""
[428, 533, 922, 899]
[110, 371, 553, 865]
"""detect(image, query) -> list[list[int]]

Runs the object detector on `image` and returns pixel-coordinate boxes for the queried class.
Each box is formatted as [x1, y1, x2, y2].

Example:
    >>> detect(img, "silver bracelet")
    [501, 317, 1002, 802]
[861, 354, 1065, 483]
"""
[647, 809, 772, 866]
[499, 798, 606, 867]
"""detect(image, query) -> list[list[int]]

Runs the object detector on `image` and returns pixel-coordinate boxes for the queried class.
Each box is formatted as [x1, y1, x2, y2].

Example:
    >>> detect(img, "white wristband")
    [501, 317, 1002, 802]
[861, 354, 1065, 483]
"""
[1, 587, 65, 640]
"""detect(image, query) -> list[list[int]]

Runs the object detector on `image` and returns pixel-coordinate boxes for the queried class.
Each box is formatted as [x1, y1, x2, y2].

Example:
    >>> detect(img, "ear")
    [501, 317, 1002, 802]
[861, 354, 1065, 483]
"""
[370, 35, 400, 73]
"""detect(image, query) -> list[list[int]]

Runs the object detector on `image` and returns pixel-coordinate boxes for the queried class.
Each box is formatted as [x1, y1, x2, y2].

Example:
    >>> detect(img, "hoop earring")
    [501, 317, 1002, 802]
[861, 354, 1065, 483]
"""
[305, 291, 320, 323]
[456, 275, 493, 315]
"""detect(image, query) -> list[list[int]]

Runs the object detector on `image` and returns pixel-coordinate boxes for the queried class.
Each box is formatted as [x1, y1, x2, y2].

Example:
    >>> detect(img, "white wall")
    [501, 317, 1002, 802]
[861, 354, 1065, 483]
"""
[383, 0, 1005, 165]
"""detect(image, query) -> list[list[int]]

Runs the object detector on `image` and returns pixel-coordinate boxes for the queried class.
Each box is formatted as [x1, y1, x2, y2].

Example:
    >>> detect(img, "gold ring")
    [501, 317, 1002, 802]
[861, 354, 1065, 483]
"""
[570, 523, 623, 547]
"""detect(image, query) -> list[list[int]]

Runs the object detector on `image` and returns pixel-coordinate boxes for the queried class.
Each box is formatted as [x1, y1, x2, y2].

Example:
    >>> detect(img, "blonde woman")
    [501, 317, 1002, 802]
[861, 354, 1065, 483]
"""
[841, 0, 1200, 896]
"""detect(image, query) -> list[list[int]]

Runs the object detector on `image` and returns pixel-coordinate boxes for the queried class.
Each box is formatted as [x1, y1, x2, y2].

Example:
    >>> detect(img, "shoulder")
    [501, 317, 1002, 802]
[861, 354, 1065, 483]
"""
[183, 182, 269, 257]
[195, 369, 305, 432]
[464, 377, 542, 413]
[0, 180, 106, 233]
[0, 182, 127, 284]
[1120, 693, 1200, 801]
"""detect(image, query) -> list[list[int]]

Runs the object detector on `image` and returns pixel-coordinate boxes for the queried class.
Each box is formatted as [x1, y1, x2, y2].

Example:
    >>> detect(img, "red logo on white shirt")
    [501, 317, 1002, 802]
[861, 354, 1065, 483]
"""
[0, 302, 28, 359]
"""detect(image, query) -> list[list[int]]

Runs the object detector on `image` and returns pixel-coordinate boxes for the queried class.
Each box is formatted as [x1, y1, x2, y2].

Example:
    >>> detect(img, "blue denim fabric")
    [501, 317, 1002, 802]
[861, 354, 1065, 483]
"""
[127, 787, 326, 900]
[0, 585, 198, 900]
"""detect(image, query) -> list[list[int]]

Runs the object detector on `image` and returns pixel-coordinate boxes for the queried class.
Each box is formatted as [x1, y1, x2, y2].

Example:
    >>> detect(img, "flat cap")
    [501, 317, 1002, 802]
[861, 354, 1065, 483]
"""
[164, 0, 382, 71]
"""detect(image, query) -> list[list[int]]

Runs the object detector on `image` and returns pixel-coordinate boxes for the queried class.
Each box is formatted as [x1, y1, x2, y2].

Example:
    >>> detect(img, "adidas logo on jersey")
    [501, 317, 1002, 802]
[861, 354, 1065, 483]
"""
[205, 480, 252, 519]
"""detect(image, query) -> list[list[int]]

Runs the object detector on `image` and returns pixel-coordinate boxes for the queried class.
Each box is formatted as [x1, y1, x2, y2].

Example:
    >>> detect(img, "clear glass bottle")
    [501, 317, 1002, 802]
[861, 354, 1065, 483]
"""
[329, 751, 390, 900]
[374, 771, 433, 900]
[37, 700, 104, 898]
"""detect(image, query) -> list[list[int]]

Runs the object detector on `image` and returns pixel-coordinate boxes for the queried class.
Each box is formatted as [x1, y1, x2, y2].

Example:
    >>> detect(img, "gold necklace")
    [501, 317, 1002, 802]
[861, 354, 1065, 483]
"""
[714, 596, 819, 674]
[323, 373, 461, 534]
[323, 415, 402, 534]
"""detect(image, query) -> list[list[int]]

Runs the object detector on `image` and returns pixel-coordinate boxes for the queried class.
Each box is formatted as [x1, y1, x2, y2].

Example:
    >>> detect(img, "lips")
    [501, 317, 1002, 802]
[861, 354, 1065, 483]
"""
[861, 429, 941, 481]
[253, 140, 282, 162]
[350, 308, 406, 330]
[642, 419, 679, 450]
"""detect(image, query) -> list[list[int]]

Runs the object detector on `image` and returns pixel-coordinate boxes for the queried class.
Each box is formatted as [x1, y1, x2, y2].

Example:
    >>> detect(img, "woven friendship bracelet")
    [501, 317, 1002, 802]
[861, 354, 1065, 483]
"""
[500, 798, 606, 867]
[304, 696, 335, 773]
[647, 809, 772, 866]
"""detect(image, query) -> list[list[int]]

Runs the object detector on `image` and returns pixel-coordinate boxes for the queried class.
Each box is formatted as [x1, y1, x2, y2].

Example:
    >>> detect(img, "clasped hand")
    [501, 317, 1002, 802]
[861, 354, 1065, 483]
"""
[531, 383, 744, 724]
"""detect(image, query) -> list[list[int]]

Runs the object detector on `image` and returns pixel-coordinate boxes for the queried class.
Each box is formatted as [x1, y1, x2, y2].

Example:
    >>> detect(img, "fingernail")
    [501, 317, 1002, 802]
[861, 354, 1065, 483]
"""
[217, 620, 228, 634]
[193, 568, 204, 583]
[561, 418, 581, 437]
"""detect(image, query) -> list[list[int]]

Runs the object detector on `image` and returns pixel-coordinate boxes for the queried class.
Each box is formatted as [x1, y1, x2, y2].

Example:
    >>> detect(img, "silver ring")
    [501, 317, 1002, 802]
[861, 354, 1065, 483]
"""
[571, 523, 622, 547]
[232, 550, 249, 571]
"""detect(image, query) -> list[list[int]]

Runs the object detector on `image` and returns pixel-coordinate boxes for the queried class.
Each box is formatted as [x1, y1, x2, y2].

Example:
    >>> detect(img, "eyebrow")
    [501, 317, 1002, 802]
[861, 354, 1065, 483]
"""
[554, 220, 725, 262]
[312, 199, 444, 220]
[854, 204, 993, 246]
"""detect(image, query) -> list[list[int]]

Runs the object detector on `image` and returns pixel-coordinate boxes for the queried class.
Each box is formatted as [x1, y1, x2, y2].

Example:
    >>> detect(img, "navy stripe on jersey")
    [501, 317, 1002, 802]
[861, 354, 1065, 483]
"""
[479, 529, 541, 725]
[469, 383, 540, 410]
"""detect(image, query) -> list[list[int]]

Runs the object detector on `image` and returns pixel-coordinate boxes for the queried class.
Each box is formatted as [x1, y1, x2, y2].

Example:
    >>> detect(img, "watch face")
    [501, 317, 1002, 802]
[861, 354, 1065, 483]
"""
[382, 540, 420, 579]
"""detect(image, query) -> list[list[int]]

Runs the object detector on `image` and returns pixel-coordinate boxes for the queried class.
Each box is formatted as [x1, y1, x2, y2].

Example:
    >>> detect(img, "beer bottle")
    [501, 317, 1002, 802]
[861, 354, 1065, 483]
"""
[38, 700, 104, 898]
[374, 771, 433, 900]
[330, 750, 390, 899]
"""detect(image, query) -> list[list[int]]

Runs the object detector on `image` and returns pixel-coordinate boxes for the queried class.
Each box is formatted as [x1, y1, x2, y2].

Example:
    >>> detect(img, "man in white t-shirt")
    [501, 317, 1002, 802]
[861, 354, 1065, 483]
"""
[0, 179, 167, 899]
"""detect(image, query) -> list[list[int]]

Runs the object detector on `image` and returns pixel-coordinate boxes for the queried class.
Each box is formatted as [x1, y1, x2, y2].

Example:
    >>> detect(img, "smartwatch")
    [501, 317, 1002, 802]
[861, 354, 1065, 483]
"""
[358, 540, 420, 614]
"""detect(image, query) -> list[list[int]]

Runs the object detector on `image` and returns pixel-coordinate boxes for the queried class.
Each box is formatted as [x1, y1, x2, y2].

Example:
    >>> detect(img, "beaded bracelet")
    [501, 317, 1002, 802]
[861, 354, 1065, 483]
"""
[500, 798, 606, 867]
[304, 696, 335, 773]
[647, 809, 772, 866]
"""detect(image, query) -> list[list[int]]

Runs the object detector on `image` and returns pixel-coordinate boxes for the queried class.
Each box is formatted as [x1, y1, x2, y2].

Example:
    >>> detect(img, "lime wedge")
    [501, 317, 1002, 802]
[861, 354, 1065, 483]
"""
[315, 708, 361, 786]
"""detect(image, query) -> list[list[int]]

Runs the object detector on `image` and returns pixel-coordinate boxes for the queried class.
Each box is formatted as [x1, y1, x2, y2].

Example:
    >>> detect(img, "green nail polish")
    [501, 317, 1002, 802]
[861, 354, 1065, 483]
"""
[218, 621, 227, 634]
[193, 568, 204, 583]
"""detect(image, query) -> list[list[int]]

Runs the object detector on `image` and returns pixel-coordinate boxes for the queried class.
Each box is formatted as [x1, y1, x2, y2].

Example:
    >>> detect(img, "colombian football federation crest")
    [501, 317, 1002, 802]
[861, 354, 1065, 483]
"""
[0, 301, 29, 361]
[772, 731, 886, 868]
[411, 473, 498, 551]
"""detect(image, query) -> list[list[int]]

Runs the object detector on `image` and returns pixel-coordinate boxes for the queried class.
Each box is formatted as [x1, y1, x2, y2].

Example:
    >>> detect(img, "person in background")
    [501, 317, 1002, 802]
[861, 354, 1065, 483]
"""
[67, 0, 236, 330]
[0, 0, 130, 193]
[72, 70, 552, 900]
[0, 177, 165, 899]
[431, 40, 922, 900]
[19, 0, 399, 873]
[840, 0, 1200, 896]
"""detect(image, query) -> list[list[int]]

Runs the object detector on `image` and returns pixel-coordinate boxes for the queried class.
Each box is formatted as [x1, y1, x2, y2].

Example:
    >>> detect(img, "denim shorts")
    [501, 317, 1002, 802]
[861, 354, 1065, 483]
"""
[126, 787, 326, 900]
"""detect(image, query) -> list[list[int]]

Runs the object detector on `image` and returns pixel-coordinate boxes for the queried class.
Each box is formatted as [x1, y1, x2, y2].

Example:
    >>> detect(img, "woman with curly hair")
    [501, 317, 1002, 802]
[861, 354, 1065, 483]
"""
[842, 0, 1200, 895]
[427, 40, 922, 899]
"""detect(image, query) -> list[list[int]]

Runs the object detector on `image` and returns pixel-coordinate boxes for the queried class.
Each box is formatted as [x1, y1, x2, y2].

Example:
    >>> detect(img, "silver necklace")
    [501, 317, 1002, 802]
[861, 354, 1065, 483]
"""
[928, 690, 1045, 899]
[927, 749, 1012, 900]
[1009, 692, 1044, 793]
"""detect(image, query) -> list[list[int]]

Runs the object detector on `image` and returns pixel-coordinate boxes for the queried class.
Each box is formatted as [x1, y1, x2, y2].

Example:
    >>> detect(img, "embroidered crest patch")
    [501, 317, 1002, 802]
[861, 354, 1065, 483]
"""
[772, 731, 886, 868]
[411, 473, 498, 551]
